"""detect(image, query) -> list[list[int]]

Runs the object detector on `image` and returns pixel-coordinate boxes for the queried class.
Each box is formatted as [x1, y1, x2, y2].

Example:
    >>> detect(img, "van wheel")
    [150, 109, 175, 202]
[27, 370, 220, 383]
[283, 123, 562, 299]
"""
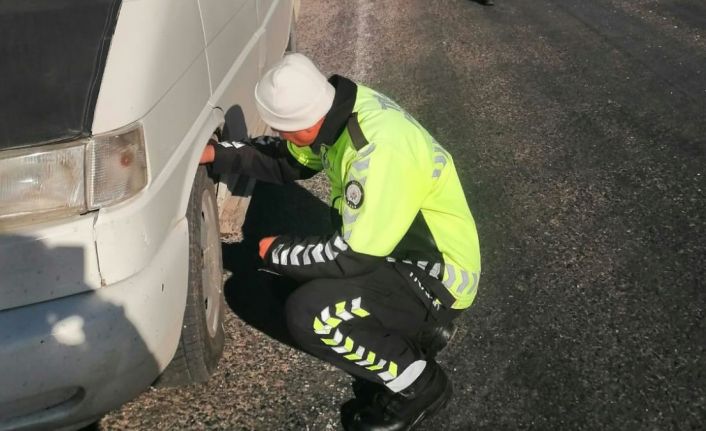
[155, 166, 225, 386]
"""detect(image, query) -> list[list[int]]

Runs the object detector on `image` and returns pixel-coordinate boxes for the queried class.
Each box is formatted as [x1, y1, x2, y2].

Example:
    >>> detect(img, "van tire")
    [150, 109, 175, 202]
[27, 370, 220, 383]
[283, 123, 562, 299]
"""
[154, 166, 225, 387]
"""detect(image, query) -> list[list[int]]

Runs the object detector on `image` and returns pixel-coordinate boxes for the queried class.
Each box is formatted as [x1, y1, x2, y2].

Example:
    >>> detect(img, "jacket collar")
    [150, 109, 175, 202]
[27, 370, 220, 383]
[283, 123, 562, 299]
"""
[310, 75, 357, 154]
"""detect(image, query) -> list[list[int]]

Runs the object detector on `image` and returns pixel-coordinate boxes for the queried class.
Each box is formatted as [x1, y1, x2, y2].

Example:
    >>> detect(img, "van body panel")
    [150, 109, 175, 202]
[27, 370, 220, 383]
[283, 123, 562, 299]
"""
[199, 0, 262, 134]
[259, 0, 292, 73]
[258, 0, 276, 23]
[199, 0, 252, 45]
[0, 219, 188, 430]
[91, 0, 206, 137]
[0, 216, 102, 311]
[210, 39, 263, 130]
[199, 0, 259, 101]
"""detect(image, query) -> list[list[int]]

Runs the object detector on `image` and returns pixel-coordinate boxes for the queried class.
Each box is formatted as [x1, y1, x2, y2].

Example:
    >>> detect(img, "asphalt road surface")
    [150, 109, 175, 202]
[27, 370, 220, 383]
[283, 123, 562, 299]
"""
[102, 0, 705, 429]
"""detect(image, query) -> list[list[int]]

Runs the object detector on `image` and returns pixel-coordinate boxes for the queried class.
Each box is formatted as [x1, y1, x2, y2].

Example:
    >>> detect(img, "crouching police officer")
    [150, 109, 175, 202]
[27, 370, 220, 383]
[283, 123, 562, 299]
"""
[200, 53, 481, 431]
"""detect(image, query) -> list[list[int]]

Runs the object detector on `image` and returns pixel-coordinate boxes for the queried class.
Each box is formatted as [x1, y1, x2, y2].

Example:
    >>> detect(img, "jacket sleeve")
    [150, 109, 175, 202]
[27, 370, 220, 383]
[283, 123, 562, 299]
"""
[263, 233, 384, 282]
[211, 136, 320, 184]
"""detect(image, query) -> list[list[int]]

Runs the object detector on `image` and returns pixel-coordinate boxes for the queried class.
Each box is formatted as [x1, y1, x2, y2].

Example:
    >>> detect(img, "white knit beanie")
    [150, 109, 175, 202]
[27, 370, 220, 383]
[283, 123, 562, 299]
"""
[254, 53, 335, 131]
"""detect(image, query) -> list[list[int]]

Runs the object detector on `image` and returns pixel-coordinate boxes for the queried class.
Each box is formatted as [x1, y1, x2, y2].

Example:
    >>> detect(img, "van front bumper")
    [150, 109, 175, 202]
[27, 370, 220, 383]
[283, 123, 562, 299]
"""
[0, 219, 188, 431]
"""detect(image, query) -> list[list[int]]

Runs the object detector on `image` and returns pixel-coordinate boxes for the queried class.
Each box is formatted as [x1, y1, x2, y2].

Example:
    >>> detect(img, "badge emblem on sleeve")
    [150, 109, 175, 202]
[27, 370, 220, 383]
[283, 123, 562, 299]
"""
[344, 180, 364, 209]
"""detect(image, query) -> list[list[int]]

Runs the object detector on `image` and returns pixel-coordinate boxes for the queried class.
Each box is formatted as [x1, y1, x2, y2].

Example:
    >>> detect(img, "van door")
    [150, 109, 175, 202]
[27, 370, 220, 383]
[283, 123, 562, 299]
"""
[197, 0, 261, 129]
[257, 0, 293, 73]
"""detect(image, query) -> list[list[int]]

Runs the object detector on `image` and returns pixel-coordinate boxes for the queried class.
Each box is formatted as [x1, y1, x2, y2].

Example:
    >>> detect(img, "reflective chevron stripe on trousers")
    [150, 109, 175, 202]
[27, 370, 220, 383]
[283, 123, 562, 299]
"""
[284, 262, 459, 393]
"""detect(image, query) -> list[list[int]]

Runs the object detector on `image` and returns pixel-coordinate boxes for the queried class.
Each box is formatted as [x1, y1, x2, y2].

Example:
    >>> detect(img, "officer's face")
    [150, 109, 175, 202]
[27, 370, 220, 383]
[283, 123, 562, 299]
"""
[274, 117, 324, 147]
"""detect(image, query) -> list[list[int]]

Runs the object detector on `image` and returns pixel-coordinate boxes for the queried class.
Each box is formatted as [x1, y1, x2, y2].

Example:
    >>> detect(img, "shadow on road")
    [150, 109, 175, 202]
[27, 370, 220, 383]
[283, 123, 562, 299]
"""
[221, 180, 332, 348]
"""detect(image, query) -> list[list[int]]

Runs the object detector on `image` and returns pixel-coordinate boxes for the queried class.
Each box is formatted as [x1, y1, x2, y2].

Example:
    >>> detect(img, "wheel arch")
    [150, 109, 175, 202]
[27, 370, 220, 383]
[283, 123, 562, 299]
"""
[175, 107, 226, 220]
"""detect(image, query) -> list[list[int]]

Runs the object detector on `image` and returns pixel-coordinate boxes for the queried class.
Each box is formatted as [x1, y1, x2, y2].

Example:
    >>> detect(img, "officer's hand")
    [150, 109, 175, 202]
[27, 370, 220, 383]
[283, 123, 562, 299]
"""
[201, 138, 251, 165]
[259, 236, 278, 260]
[199, 144, 216, 164]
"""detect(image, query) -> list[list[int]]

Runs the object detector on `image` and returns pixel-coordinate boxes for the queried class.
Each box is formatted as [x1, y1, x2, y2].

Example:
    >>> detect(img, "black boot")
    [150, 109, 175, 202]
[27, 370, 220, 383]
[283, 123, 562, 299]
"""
[352, 377, 388, 402]
[418, 322, 457, 358]
[340, 377, 388, 424]
[344, 322, 456, 410]
[342, 361, 452, 431]
[347, 322, 456, 404]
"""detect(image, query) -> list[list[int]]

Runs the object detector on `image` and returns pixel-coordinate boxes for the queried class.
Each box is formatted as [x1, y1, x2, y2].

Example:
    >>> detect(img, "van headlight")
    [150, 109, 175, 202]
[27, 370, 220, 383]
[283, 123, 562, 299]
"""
[0, 124, 148, 229]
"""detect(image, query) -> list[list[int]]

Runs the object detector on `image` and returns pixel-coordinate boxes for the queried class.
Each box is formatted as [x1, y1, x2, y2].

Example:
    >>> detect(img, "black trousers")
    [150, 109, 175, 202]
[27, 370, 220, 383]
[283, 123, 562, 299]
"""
[284, 262, 460, 392]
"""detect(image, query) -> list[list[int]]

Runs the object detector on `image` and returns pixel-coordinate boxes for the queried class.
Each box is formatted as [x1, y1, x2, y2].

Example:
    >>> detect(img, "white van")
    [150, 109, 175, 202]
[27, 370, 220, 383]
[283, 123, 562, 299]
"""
[0, 1, 297, 429]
